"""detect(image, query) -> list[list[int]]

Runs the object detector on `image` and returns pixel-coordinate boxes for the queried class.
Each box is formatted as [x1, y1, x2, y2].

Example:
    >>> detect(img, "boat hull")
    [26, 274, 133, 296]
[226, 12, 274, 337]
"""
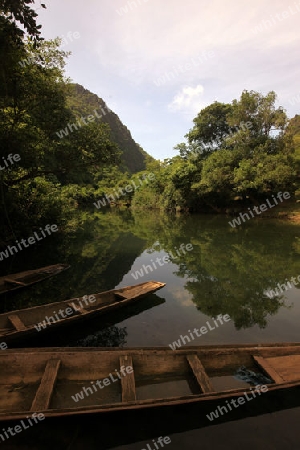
[0, 281, 166, 343]
[1, 343, 300, 421]
[0, 264, 70, 296]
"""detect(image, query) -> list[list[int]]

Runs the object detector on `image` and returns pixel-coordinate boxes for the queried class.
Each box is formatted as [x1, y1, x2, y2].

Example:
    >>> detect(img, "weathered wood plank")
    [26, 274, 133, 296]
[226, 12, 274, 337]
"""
[187, 354, 215, 393]
[115, 289, 145, 300]
[120, 355, 136, 402]
[115, 282, 163, 300]
[30, 359, 61, 411]
[67, 302, 87, 314]
[262, 355, 300, 382]
[4, 278, 27, 286]
[8, 314, 27, 331]
[253, 355, 285, 383]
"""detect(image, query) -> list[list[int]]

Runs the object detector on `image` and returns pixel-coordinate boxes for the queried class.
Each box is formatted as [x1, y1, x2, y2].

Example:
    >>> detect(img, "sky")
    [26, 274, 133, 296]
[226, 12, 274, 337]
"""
[37, 0, 300, 160]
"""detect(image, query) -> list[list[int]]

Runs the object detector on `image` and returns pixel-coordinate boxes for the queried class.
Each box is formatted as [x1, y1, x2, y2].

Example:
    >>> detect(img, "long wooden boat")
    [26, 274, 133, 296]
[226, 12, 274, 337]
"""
[1, 343, 300, 421]
[0, 264, 70, 295]
[0, 281, 166, 344]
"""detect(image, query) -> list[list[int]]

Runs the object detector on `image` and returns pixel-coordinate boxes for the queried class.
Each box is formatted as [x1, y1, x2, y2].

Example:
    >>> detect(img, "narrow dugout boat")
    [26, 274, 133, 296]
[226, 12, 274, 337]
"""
[0, 281, 166, 344]
[1, 343, 300, 421]
[0, 264, 70, 296]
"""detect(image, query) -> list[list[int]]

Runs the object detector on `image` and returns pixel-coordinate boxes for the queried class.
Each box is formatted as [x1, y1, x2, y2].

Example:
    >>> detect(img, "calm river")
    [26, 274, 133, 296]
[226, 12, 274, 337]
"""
[1, 210, 300, 449]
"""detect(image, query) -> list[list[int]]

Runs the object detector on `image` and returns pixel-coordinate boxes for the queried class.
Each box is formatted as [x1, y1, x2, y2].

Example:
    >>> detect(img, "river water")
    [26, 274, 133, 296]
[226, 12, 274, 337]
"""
[1, 210, 300, 449]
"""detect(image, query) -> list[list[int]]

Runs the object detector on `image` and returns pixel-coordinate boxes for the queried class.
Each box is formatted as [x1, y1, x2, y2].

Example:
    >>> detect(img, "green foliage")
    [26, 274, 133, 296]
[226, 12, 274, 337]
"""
[286, 115, 300, 163]
[198, 149, 240, 194]
[3, 177, 73, 234]
[131, 185, 161, 210]
[154, 90, 299, 211]
[229, 90, 287, 137]
[233, 153, 296, 196]
[0, 31, 139, 239]
[0, 0, 45, 44]
[186, 101, 234, 157]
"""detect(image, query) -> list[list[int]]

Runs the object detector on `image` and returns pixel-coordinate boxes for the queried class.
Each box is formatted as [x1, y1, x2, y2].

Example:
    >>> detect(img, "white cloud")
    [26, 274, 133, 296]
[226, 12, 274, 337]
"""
[168, 85, 205, 115]
[38, 0, 300, 159]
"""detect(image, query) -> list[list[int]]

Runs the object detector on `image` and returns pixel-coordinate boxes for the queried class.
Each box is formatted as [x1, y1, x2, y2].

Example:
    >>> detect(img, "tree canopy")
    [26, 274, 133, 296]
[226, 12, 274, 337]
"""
[132, 90, 298, 212]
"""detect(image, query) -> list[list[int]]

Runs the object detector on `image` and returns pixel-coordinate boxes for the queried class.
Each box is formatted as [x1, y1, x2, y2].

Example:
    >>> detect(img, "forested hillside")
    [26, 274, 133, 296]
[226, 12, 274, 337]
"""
[68, 84, 148, 174]
[1, 0, 299, 246]
[0, 4, 151, 242]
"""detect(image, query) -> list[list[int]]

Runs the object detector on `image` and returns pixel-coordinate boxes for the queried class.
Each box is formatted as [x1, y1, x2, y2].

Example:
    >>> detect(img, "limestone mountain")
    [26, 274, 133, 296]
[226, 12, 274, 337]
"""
[67, 83, 149, 174]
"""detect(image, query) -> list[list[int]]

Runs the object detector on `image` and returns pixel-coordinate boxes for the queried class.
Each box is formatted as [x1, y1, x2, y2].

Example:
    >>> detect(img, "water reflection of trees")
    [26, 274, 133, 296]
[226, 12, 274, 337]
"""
[0, 210, 146, 312]
[3, 208, 299, 331]
[74, 325, 127, 347]
[133, 212, 299, 329]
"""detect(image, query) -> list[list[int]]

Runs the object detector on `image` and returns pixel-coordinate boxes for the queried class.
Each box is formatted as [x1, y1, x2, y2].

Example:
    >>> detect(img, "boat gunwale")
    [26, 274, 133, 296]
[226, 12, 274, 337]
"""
[2, 342, 300, 354]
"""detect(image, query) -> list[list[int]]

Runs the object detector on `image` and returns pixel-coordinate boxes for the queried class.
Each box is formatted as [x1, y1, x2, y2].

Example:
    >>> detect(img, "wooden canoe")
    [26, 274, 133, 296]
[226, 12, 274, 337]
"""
[1, 343, 300, 421]
[0, 264, 70, 296]
[0, 281, 166, 344]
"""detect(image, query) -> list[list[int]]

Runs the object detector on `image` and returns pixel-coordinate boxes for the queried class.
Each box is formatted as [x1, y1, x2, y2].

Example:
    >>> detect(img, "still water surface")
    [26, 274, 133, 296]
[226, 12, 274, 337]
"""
[1, 210, 300, 448]
[2, 210, 299, 346]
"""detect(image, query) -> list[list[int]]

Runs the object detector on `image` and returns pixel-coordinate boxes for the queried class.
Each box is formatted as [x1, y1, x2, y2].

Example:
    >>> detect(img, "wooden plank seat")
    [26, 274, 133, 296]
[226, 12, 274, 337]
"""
[30, 359, 61, 411]
[114, 290, 136, 300]
[187, 354, 215, 393]
[253, 355, 285, 383]
[120, 355, 136, 402]
[8, 314, 27, 331]
[254, 354, 300, 383]
[115, 282, 161, 300]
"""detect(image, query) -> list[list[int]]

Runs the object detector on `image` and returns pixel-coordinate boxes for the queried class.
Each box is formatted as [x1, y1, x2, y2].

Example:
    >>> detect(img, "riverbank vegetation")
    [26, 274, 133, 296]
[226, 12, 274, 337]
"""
[1, 1, 299, 245]
[134, 95, 300, 214]
[0, 1, 149, 241]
